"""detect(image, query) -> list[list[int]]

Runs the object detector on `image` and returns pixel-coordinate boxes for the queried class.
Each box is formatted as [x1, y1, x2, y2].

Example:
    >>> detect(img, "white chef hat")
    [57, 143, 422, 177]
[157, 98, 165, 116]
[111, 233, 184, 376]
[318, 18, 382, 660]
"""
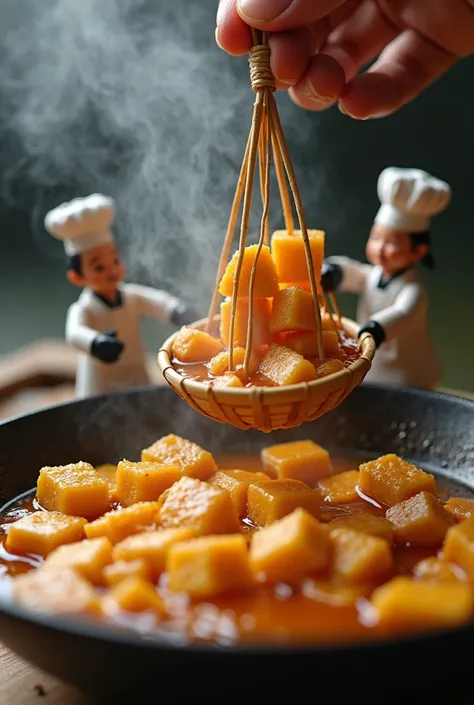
[44, 193, 116, 256]
[375, 167, 452, 233]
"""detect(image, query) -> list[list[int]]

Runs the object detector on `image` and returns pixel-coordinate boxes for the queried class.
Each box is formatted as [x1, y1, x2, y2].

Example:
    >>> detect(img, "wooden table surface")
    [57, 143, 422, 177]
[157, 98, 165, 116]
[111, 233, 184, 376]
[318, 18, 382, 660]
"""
[0, 340, 473, 704]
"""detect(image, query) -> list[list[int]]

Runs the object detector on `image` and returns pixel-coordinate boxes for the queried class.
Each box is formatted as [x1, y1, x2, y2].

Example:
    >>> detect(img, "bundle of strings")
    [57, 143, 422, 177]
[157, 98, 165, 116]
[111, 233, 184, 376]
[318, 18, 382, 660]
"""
[206, 29, 342, 379]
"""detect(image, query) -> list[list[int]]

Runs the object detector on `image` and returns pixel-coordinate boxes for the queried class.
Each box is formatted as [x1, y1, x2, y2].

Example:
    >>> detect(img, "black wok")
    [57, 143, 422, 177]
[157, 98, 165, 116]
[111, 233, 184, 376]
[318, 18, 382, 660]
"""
[1, 383, 474, 705]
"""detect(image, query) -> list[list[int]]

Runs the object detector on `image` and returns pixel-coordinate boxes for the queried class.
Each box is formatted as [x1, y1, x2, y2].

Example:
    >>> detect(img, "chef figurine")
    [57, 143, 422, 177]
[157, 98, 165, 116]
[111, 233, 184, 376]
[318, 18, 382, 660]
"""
[321, 167, 452, 389]
[44, 193, 198, 398]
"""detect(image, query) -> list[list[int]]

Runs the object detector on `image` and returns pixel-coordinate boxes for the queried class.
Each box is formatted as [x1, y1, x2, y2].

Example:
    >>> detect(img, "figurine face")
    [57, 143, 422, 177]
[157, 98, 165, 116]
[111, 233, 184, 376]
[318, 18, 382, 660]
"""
[67, 243, 126, 297]
[366, 223, 428, 276]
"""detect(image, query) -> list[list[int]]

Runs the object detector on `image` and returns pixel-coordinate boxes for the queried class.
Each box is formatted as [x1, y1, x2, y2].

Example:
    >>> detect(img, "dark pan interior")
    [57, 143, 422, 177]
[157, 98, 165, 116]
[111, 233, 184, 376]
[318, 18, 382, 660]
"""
[1, 383, 474, 704]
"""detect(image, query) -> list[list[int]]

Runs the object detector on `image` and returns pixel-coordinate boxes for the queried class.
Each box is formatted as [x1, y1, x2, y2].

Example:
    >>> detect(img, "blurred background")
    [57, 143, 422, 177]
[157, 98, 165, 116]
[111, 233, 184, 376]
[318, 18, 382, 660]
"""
[0, 0, 473, 392]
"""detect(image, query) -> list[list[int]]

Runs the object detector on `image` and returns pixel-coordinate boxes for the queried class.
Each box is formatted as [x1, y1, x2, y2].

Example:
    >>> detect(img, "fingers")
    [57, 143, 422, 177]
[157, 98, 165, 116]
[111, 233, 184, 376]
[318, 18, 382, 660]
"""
[216, 0, 253, 55]
[235, 0, 347, 31]
[322, 0, 398, 80]
[340, 29, 457, 119]
[289, 54, 347, 109]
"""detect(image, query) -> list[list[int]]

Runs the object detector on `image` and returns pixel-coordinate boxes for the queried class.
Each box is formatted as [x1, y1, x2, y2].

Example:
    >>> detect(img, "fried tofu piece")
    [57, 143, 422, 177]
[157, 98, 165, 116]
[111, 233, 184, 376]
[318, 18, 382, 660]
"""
[247, 479, 321, 526]
[107, 576, 165, 615]
[358, 454, 436, 507]
[42, 537, 113, 585]
[278, 330, 340, 358]
[329, 527, 393, 585]
[258, 344, 316, 386]
[318, 470, 360, 504]
[212, 372, 244, 389]
[270, 286, 318, 334]
[208, 347, 246, 376]
[172, 327, 223, 363]
[219, 244, 279, 298]
[104, 559, 153, 587]
[167, 534, 254, 598]
[95, 463, 118, 503]
[444, 497, 474, 522]
[113, 528, 195, 579]
[84, 502, 158, 544]
[371, 577, 473, 629]
[412, 556, 466, 583]
[330, 512, 393, 542]
[443, 517, 474, 580]
[271, 229, 325, 286]
[158, 476, 240, 536]
[13, 568, 100, 615]
[5, 511, 87, 557]
[386, 491, 453, 547]
[36, 462, 109, 519]
[261, 439, 331, 486]
[141, 434, 216, 481]
[250, 508, 330, 583]
[220, 298, 272, 349]
[208, 469, 270, 517]
[116, 460, 181, 507]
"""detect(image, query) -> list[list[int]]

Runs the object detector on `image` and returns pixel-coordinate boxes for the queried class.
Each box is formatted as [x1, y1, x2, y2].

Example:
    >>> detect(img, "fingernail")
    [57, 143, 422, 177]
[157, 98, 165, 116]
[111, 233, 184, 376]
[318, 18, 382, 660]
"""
[216, 0, 225, 25]
[238, 0, 293, 22]
[338, 103, 369, 120]
[302, 76, 335, 103]
[215, 26, 224, 50]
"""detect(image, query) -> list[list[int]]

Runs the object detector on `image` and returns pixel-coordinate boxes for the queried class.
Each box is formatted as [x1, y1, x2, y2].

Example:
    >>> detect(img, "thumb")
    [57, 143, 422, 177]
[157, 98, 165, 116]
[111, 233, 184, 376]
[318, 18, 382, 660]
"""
[237, 0, 347, 30]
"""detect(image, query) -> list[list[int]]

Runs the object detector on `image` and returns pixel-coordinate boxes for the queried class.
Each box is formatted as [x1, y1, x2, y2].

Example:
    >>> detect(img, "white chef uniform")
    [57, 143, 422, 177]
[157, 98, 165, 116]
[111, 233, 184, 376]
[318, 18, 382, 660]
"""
[45, 194, 182, 398]
[329, 168, 452, 389]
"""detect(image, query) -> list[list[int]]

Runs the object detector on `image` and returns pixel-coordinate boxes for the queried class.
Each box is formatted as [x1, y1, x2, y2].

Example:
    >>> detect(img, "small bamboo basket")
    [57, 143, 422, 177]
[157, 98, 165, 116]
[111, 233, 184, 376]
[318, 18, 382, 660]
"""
[158, 30, 375, 433]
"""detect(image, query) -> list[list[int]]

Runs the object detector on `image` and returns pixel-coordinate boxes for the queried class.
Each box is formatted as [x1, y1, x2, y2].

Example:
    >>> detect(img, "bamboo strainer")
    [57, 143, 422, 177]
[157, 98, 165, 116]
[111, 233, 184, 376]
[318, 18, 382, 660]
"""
[158, 30, 375, 433]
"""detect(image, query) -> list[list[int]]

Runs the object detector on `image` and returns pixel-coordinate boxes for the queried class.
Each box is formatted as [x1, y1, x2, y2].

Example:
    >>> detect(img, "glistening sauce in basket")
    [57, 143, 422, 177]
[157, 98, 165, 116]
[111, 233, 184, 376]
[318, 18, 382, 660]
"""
[0, 452, 471, 647]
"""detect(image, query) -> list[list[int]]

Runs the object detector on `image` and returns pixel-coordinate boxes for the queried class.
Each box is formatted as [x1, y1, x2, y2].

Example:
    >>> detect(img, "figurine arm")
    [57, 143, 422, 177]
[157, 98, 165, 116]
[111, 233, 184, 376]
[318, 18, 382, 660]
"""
[65, 302, 97, 353]
[369, 282, 427, 342]
[128, 283, 199, 326]
[324, 256, 372, 295]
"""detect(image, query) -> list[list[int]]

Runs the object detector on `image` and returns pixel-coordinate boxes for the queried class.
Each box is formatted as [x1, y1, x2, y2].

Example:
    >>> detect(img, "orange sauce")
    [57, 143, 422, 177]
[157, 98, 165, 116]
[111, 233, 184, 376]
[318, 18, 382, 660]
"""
[0, 454, 464, 646]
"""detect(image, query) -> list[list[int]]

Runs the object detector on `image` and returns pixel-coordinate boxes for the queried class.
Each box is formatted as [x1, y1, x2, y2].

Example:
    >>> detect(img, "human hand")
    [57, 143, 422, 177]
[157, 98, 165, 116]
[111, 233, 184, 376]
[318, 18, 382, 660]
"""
[216, 0, 474, 119]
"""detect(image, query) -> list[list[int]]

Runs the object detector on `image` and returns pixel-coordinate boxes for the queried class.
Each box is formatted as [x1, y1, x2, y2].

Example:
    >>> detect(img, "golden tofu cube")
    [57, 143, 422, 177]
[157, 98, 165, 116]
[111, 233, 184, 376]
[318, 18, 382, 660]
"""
[329, 527, 393, 585]
[358, 454, 436, 507]
[330, 512, 393, 542]
[271, 229, 325, 286]
[386, 491, 453, 547]
[444, 497, 474, 522]
[42, 536, 113, 585]
[36, 462, 109, 519]
[116, 460, 181, 507]
[171, 327, 223, 363]
[302, 579, 372, 606]
[212, 372, 244, 389]
[208, 347, 245, 376]
[209, 469, 270, 517]
[95, 463, 118, 503]
[107, 576, 165, 615]
[413, 556, 466, 583]
[13, 567, 100, 615]
[258, 344, 316, 386]
[219, 244, 279, 298]
[113, 528, 195, 579]
[250, 508, 329, 583]
[314, 359, 345, 377]
[167, 534, 254, 598]
[5, 511, 87, 557]
[443, 517, 474, 580]
[104, 559, 153, 587]
[270, 286, 319, 334]
[84, 502, 159, 544]
[220, 297, 272, 349]
[321, 311, 338, 332]
[247, 479, 321, 526]
[318, 470, 360, 504]
[278, 330, 340, 358]
[371, 577, 473, 629]
[261, 439, 331, 487]
[158, 477, 240, 536]
[141, 434, 217, 481]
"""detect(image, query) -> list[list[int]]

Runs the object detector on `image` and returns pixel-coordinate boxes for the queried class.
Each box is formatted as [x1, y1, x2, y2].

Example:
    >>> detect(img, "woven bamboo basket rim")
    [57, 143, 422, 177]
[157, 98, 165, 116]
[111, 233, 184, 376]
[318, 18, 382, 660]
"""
[158, 316, 375, 405]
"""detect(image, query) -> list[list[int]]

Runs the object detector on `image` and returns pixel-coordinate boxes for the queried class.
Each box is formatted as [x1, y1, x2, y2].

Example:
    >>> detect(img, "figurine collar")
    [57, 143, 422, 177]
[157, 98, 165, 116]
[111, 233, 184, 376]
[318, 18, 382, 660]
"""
[377, 265, 414, 291]
[92, 289, 123, 309]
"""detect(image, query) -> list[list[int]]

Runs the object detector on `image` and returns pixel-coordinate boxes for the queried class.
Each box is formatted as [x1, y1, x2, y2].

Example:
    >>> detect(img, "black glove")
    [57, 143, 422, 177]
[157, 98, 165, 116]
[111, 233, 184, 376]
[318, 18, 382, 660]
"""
[321, 260, 343, 292]
[90, 331, 125, 364]
[171, 302, 200, 327]
[358, 320, 386, 349]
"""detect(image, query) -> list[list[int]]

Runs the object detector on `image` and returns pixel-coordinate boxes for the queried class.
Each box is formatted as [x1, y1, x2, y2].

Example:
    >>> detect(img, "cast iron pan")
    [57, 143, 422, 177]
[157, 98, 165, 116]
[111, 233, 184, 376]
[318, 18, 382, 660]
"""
[1, 383, 474, 705]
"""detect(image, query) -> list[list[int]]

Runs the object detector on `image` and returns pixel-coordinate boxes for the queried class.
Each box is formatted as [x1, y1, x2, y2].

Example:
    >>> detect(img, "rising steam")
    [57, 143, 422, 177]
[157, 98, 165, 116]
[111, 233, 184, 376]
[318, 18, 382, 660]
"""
[0, 0, 326, 314]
